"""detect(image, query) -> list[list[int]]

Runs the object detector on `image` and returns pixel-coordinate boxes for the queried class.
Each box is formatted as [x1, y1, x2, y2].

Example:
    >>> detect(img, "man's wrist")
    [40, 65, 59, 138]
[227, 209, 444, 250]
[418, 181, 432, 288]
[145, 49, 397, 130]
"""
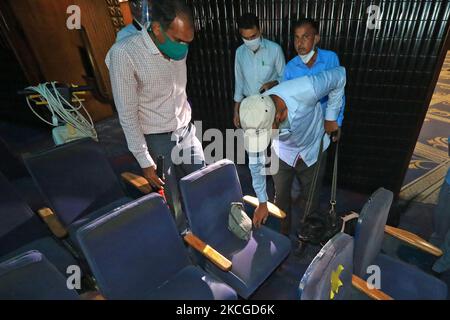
[234, 102, 241, 113]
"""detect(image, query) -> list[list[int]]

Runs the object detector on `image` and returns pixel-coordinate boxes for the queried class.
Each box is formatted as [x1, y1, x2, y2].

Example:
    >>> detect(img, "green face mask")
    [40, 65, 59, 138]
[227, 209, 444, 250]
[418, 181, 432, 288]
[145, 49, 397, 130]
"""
[152, 28, 189, 61]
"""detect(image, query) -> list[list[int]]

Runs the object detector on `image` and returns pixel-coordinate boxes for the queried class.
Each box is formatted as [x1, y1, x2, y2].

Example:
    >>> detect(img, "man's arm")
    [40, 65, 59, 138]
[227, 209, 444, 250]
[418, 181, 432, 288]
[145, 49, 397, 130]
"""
[109, 47, 155, 169]
[248, 153, 270, 227]
[233, 54, 244, 128]
[233, 53, 245, 104]
[275, 45, 286, 84]
[330, 53, 345, 127]
[310, 66, 346, 122]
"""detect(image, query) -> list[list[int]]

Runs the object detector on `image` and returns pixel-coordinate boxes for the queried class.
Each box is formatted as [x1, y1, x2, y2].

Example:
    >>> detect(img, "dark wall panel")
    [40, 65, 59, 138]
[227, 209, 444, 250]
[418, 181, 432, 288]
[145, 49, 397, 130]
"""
[185, 0, 450, 195]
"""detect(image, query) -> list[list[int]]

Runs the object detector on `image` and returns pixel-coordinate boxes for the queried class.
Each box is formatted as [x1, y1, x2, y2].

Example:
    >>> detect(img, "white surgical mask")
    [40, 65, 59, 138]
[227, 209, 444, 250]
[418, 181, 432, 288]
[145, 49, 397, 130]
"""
[243, 37, 261, 52]
[299, 49, 315, 64]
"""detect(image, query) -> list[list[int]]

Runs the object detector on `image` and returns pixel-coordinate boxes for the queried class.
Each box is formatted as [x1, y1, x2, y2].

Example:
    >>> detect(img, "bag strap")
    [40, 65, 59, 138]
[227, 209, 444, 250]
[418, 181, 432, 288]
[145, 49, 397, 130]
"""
[330, 139, 339, 215]
[302, 132, 339, 224]
[302, 133, 326, 223]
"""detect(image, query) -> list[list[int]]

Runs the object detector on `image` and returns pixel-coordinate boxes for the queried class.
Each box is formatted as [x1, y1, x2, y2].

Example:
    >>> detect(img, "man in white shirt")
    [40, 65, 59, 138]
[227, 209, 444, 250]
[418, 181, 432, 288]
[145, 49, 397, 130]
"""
[233, 13, 286, 128]
[107, 0, 205, 230]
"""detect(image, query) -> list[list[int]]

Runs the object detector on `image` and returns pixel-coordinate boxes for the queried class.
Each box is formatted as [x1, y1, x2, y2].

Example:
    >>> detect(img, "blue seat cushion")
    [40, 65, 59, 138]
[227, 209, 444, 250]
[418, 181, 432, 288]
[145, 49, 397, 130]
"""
[0, 237, 77, 277]
[369, 253, 448, 300]
[68, 196, 133, 248]
[201, 226, 291, 299]
[146, 265, 237, 300]
[0, 251, 79, 300]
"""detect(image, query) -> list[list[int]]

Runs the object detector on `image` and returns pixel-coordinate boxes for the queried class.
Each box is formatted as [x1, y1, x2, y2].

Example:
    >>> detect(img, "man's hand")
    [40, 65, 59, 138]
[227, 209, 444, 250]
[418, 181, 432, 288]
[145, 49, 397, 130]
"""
[259, 80, 278, 93]
[253, 202, 269, 228]
[233, 102, 241, 128]
[324, 120, 340, 142]
[142, 166, 165, 190]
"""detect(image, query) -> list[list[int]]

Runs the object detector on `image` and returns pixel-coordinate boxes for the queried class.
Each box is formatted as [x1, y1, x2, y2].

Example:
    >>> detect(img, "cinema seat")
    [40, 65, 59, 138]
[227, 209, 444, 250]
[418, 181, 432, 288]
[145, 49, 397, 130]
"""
[0, 138, 46, 211]
[353, 188, 448, 300]
[179, 159, 291, 299]
[22, 138, 142, 249]
[76, 193, 237, 300]
[0, 251, 79, 300]
[0, 173, 77, 275]
[300, 232, 393, 300]
[299, 233, 354, 300]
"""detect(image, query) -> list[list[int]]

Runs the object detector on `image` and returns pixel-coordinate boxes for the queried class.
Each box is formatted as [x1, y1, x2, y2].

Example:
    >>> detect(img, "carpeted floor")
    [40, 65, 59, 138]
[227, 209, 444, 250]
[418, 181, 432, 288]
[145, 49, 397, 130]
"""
[401, 51, 450, 205]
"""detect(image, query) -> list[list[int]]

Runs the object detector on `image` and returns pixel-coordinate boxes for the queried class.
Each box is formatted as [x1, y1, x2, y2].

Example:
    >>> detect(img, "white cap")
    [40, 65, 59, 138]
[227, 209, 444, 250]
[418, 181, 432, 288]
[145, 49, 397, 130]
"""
[239, 95, 276, 153]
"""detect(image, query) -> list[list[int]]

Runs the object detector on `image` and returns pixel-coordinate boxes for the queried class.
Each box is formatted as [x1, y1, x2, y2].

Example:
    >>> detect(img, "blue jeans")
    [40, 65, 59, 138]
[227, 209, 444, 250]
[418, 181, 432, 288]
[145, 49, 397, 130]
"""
[145, 123, 205, 231]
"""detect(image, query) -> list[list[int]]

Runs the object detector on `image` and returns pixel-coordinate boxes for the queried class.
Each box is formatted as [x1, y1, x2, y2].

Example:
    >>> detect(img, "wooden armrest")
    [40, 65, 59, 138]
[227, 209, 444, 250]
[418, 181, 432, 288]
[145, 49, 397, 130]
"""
[183, 232, 232, 272]
[243, 195, 286, 219]
[384, 225, 443, 257]
[37, 208, 68, 238]
[351, 275, 393, 300]
[80, 291, 106, 300]
[121, 172, 153, 194]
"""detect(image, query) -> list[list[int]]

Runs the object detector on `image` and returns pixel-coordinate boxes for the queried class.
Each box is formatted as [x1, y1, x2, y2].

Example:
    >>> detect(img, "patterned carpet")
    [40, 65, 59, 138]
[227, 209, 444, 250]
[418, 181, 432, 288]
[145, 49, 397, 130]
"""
[401, 51, 450, 204]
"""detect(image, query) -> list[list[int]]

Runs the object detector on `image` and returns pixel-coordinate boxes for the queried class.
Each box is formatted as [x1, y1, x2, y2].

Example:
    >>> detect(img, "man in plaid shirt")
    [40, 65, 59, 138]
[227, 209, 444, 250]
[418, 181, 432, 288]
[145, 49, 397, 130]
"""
[107, 0, 205, 230]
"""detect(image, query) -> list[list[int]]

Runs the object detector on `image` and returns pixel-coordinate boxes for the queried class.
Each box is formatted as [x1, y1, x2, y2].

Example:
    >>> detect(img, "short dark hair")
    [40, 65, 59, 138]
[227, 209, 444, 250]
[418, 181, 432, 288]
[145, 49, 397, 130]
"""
[293, 18, 319, 34]
[152, 0, 193, 30]
[237, 13, 260, 30]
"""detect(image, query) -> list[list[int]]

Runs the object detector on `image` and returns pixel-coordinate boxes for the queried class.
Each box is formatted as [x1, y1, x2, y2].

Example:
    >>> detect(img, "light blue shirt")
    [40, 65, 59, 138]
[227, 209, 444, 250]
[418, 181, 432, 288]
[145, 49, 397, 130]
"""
[116, 23, 140, 42]
[248, 66, 346, 202]
[234, 38, 286, 102]
[284, 48, 345, 126]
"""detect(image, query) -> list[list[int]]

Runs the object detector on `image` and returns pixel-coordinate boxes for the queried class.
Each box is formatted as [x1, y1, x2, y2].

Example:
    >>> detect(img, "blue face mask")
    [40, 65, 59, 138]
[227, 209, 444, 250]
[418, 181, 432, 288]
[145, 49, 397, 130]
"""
[152, 28, 189, 61]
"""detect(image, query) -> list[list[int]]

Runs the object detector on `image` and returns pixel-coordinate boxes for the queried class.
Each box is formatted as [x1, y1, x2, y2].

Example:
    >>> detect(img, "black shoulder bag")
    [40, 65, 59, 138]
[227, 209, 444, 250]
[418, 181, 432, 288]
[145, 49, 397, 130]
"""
[297, 133, 342, 246]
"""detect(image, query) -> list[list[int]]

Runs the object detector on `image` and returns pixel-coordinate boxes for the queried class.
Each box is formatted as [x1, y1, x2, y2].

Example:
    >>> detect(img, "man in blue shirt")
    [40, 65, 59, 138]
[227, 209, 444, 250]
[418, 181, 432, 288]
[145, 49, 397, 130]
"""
[239, 67, 346, 243]
[233, 13, 286, 128]
[284, 18, 345, 131]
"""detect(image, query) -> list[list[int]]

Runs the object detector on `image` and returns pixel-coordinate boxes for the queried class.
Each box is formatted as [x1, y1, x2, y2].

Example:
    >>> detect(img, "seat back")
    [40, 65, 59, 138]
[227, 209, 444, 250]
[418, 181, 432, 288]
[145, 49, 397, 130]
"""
[354, 188, 393, 277]
[0, 137, 28, 180]
[0, 250, 79, 300]
[0, 172, 49, 256]
[299, 233, 354, 300]
[23, 138, 125, 227]
[77, 193, 191, 299]
[179, 160, 243, 248]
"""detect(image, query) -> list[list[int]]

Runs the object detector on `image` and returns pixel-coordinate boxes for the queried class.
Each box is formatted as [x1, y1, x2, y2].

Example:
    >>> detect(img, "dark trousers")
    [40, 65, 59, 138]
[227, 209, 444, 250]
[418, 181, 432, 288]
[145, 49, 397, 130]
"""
[272, 151, 327, 241]
[145, 123, 205, 231]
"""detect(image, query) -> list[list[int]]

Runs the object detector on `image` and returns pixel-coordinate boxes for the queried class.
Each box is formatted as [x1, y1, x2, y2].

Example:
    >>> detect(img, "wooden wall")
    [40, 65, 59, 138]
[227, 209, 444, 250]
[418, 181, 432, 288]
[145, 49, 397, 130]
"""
[1, 0, 124, 122]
